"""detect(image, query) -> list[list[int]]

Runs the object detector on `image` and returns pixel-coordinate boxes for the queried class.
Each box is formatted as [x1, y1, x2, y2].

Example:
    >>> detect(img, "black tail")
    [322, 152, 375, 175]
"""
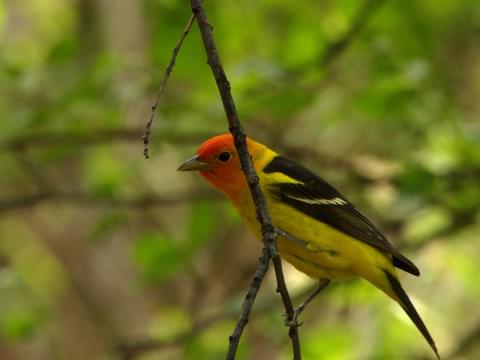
[384, 270, 440, 359]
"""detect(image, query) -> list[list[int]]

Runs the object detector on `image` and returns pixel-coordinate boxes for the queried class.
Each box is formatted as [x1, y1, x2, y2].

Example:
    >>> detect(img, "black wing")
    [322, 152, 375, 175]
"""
[264, 156, 419, 276]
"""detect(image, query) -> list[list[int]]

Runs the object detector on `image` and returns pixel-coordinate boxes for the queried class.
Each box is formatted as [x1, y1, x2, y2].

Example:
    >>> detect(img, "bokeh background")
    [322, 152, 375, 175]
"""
[1, 0, 480, 359]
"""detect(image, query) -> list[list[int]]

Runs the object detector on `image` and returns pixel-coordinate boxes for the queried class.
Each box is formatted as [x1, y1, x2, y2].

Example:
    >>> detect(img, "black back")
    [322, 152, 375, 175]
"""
[264, 156, 419, 276]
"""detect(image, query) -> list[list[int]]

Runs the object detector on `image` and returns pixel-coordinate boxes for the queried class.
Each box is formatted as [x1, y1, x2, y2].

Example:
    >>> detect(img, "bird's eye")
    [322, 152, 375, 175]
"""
[218, 151, 231, 162]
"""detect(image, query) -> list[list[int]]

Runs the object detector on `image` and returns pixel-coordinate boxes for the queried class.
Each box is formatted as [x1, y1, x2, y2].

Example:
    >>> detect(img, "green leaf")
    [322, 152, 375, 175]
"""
[150, 306, 192, 341]
[84, 148, 127, 197]
[398, 163, 439, 197]
[132, 232, 182, 283]
[185, 202, 216, 249]
[0, 308, 42, 342]
[185, 319, 242, 360]
[303, 325, 355, 360]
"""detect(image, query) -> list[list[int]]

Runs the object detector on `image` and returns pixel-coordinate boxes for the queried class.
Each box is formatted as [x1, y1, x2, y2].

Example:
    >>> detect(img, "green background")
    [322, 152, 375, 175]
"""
[0, 0, 479, 359]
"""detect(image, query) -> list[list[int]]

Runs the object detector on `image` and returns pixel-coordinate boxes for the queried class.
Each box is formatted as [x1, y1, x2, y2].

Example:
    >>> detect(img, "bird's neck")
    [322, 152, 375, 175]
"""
[227, 144, 278, 205]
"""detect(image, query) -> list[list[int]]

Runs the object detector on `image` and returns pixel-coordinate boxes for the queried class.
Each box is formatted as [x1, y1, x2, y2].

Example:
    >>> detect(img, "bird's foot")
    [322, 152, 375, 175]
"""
[283, 308, 303, 328]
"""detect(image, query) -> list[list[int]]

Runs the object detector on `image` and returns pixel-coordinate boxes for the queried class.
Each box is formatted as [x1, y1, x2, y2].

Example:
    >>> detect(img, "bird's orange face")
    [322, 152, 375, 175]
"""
[178, 134, 250, 199]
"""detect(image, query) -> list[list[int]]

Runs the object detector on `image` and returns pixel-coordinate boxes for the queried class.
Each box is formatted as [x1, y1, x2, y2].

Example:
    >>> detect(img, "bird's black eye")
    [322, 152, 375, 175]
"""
[218, 151, 231, 162]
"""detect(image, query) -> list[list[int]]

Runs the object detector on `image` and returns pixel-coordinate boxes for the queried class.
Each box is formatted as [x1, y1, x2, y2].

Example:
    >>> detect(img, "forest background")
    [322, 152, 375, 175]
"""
[1, 0, 480, 359]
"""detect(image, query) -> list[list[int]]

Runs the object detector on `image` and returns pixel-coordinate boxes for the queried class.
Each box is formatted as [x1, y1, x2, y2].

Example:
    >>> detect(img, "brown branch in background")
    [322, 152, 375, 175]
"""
[1, 128, 215, 151]
[143, 15, 195, 159]
[3, 128, 145, 151]
[0, 190, 219, 213]
[189, 1, 300, 359]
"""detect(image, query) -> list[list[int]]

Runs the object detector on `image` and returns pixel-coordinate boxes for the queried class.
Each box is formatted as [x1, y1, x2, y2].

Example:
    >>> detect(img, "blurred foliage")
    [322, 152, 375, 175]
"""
[132, 202, 216, 283]
[0, 0, 479, 359]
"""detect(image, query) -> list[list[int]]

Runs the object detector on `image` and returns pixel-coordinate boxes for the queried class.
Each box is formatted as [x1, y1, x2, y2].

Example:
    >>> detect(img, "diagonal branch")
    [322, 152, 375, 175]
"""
[143, 14, 195, 159]
[189, 1, 300, 359]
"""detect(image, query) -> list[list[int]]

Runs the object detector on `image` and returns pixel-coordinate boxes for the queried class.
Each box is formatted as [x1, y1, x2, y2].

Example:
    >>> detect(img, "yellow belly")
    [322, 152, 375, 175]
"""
[234, 193, 394, 283]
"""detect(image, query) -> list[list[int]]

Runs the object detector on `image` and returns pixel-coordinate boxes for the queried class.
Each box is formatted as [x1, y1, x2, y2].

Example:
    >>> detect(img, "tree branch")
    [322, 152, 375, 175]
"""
[0, 190, 218, 213]
[0, 128, 215, 152]
[189, 1, 300, 359]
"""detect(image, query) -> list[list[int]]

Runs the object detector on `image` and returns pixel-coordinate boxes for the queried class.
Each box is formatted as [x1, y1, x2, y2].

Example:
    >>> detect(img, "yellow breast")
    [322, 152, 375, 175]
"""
[233, 170, 394, 283]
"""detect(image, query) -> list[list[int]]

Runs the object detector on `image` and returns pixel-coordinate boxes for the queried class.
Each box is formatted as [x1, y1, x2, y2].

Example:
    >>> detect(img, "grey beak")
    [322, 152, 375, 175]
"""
[177, 155, 212, 171]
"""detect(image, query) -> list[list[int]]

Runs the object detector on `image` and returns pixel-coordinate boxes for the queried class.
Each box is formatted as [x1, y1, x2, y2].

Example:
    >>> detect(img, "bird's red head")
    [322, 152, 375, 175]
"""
[178, 134, 264, 200]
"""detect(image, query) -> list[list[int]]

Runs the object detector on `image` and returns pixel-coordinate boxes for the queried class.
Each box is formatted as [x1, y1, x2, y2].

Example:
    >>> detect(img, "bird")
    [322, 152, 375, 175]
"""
[178, 133, 439, 359]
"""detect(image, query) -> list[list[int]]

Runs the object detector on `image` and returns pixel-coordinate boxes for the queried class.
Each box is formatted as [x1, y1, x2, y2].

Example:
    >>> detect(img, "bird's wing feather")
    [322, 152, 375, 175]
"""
[263, 156, 419, 276]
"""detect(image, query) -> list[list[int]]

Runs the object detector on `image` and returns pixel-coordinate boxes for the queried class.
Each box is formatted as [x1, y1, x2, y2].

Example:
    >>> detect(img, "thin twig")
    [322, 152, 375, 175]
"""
[227, 249, 271, 357]
[143, 14, 195, 159]
[189, 1, 300, 359]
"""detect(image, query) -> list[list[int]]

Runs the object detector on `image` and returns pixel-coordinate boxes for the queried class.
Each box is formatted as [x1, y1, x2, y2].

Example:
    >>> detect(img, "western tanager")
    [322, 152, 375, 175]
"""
[178, 133, 439, 358]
